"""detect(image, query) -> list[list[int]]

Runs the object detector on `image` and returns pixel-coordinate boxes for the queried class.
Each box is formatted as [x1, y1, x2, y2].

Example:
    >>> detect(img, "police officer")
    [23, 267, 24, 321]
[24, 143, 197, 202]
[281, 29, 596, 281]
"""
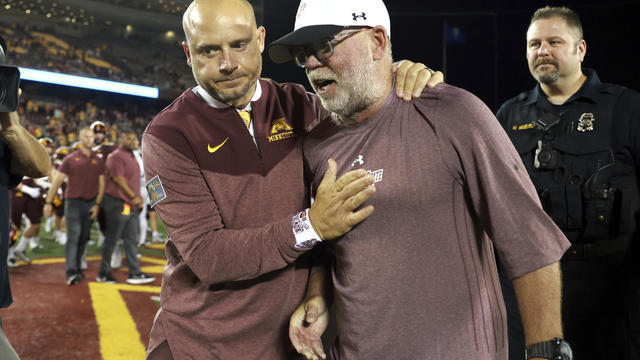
[496, 6, 640, 360]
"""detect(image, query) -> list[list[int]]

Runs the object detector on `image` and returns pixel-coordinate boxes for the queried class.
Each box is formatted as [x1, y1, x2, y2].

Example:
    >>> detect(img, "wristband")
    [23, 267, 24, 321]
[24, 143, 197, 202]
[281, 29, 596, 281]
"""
[292, 208, 322, 248]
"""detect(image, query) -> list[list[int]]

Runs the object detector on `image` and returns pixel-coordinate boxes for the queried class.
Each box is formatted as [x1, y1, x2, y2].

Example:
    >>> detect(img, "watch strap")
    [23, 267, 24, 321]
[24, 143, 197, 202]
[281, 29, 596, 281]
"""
[526, 338, 563, 359]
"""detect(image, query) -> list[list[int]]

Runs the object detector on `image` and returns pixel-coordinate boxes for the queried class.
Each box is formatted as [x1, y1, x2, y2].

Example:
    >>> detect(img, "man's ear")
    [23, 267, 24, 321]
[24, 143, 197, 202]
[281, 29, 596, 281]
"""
[256, 26, 266, 53]
[370, 26, 388, 61]
[577, 39, 586, 63]
[182, 41, 192, 67]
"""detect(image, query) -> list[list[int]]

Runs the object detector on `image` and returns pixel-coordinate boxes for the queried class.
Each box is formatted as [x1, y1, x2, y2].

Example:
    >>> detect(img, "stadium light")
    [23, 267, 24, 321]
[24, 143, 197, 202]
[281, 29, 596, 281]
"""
[18, 67, 160, 99]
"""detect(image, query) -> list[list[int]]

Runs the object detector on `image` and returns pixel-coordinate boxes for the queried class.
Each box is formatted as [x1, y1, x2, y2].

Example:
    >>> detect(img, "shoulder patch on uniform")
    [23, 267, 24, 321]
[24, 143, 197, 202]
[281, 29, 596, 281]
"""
[146, 175, 167, 208]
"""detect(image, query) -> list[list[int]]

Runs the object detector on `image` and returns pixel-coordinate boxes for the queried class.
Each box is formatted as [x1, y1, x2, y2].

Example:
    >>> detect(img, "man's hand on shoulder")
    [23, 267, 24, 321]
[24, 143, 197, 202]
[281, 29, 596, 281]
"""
[309, 159, 375, 240]
[393, 60, 444, 101]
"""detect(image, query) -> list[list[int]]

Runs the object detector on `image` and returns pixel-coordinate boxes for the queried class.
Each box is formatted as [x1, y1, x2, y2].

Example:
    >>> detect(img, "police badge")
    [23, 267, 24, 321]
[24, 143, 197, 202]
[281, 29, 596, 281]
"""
[577, 113, 595, 132]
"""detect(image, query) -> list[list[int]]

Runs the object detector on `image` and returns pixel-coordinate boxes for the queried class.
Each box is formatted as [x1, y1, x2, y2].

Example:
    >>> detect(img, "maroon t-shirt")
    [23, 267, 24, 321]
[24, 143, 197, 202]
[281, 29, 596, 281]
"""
[58, 149, 105, 200]
[105, 146, 140, 206]
[304, 84, 571, 360]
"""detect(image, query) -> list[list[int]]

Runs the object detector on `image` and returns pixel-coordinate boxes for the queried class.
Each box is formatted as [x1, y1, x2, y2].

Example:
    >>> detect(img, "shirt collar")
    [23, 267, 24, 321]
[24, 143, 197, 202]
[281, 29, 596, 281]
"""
[525, 68, 601, 106]
[571, 68, 601, 103]
[193, 81, 262, 111]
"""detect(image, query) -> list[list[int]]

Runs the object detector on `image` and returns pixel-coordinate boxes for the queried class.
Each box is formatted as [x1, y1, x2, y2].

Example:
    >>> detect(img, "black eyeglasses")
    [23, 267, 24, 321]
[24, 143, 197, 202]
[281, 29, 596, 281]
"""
[291, 27, 370, 68]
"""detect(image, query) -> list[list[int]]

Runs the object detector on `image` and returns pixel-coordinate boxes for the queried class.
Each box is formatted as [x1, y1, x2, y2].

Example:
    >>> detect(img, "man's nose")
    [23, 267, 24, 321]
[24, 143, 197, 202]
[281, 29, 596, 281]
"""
[537, 42, 551, 56]
[219, 50, 237, 73]
[304, 54, 322, 70]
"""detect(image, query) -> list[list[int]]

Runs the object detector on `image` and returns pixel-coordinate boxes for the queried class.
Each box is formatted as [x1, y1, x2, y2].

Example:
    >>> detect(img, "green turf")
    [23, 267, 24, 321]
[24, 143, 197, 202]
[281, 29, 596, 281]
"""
[21, 217, 168, 260]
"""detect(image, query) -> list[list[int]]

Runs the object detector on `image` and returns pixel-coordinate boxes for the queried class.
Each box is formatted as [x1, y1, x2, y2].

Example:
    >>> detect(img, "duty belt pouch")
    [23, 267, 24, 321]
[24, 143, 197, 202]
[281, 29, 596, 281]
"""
[566, 183, 583, 229]
[546, 184, 582, 230]
[582, 185, 621, 239]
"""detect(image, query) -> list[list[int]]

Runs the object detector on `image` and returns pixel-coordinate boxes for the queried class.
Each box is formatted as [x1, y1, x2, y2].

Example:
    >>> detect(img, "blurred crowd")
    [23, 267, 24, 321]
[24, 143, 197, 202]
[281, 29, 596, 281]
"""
[17, 97, 159, 149]
[100, 0, 189, 15]
[0, 23, 189, 91]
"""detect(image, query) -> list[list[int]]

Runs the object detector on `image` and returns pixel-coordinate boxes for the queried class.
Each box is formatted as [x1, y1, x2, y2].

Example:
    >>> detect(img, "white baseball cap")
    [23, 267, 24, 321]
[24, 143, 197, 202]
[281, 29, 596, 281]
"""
[267, 0, 391, 64]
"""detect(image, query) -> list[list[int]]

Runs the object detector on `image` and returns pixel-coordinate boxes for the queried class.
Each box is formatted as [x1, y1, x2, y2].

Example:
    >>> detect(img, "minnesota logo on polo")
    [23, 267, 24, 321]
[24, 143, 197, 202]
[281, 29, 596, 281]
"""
[268, 117, 295, 143]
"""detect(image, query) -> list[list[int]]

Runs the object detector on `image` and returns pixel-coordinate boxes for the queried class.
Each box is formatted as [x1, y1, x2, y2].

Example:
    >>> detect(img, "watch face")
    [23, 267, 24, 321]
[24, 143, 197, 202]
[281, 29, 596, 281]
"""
[556, 340, 574, 360]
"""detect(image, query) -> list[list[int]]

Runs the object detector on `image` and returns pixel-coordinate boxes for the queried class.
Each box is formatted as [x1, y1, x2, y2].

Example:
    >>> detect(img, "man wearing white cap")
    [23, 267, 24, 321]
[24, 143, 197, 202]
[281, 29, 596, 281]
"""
[142, 0, 443, 359]
[269, 1, 574, 359]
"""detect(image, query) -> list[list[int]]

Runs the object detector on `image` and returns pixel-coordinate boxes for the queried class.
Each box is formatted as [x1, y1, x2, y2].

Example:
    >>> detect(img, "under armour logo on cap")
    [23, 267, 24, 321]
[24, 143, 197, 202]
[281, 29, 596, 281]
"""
[267, 0, 391, 64]
[352, 12, 367, 21]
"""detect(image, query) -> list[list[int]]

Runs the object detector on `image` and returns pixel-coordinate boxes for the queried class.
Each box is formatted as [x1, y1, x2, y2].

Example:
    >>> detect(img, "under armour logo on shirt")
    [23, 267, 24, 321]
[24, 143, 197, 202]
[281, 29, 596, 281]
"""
[351, 155, 364, 167]
[352, 12, 367, 21]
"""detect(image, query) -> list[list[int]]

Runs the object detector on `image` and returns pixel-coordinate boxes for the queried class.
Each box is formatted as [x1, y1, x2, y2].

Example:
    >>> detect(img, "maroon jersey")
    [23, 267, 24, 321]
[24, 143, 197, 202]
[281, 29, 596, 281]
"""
[10, 178, 45, 225]
[143, 79, 327, 359]
[104, 147, 140, 206]
[58, 149, 105, 200]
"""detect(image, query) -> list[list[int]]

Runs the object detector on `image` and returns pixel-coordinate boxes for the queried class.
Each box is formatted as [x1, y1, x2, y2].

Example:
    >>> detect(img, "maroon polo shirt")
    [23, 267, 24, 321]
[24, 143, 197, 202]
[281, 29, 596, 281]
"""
[58, 149, 105, 200]
[105, 146, 140, 206]
[142, 79, 326, 359]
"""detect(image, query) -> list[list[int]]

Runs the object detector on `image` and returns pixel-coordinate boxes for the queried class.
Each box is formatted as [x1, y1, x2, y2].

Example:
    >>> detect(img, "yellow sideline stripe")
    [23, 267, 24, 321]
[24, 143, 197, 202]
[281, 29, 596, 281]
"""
[32, 255, 101, 265]
[89, 282, 161, 360]
[145, 243, 165, 250]
[139, 256, 166, 265]
[140, 266, 164, 274]
[30, 255, 166, 266]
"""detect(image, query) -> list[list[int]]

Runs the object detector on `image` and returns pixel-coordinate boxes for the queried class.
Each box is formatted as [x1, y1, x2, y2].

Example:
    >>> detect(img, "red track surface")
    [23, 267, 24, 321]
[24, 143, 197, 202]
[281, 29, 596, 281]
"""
[1, 258, 160, 360]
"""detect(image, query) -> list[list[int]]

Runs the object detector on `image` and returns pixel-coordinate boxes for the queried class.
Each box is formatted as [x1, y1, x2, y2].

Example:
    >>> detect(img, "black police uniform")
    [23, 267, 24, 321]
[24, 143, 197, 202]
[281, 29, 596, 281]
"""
[496, 69, 640, 360]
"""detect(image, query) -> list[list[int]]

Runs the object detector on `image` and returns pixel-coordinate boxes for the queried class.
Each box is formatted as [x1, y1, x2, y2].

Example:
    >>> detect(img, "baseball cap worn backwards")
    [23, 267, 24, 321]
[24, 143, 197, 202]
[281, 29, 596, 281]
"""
[267, 0, 391, 64]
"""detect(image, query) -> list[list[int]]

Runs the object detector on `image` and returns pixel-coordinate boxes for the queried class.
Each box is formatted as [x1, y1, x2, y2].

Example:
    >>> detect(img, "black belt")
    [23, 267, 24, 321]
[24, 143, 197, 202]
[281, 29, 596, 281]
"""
[562, 236, 630, 260]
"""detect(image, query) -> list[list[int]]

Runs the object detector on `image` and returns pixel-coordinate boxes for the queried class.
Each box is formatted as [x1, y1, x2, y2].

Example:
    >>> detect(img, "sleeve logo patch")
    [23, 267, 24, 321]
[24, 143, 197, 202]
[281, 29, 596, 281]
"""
[146, 175, 167, 208]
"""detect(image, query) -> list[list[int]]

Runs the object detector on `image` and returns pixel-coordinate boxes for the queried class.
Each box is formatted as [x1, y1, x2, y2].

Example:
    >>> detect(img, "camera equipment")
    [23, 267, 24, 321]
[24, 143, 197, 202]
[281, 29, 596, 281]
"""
[534, 140, 558, 169]
[0, 35, 21, 112]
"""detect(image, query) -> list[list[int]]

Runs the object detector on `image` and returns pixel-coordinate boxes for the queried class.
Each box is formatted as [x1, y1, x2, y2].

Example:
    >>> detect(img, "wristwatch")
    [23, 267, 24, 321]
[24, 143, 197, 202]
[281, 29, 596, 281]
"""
[525, 338, 573, 360]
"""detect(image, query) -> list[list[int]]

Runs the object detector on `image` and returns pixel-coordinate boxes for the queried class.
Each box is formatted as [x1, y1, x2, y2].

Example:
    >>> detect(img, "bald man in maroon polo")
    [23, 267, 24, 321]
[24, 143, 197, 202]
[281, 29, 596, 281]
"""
[44, 127, 105, 285]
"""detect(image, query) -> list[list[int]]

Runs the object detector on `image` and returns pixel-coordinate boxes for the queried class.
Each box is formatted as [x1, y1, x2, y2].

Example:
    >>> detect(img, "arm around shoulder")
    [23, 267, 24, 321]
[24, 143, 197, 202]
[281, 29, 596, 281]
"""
[142, 132, 309, 285]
